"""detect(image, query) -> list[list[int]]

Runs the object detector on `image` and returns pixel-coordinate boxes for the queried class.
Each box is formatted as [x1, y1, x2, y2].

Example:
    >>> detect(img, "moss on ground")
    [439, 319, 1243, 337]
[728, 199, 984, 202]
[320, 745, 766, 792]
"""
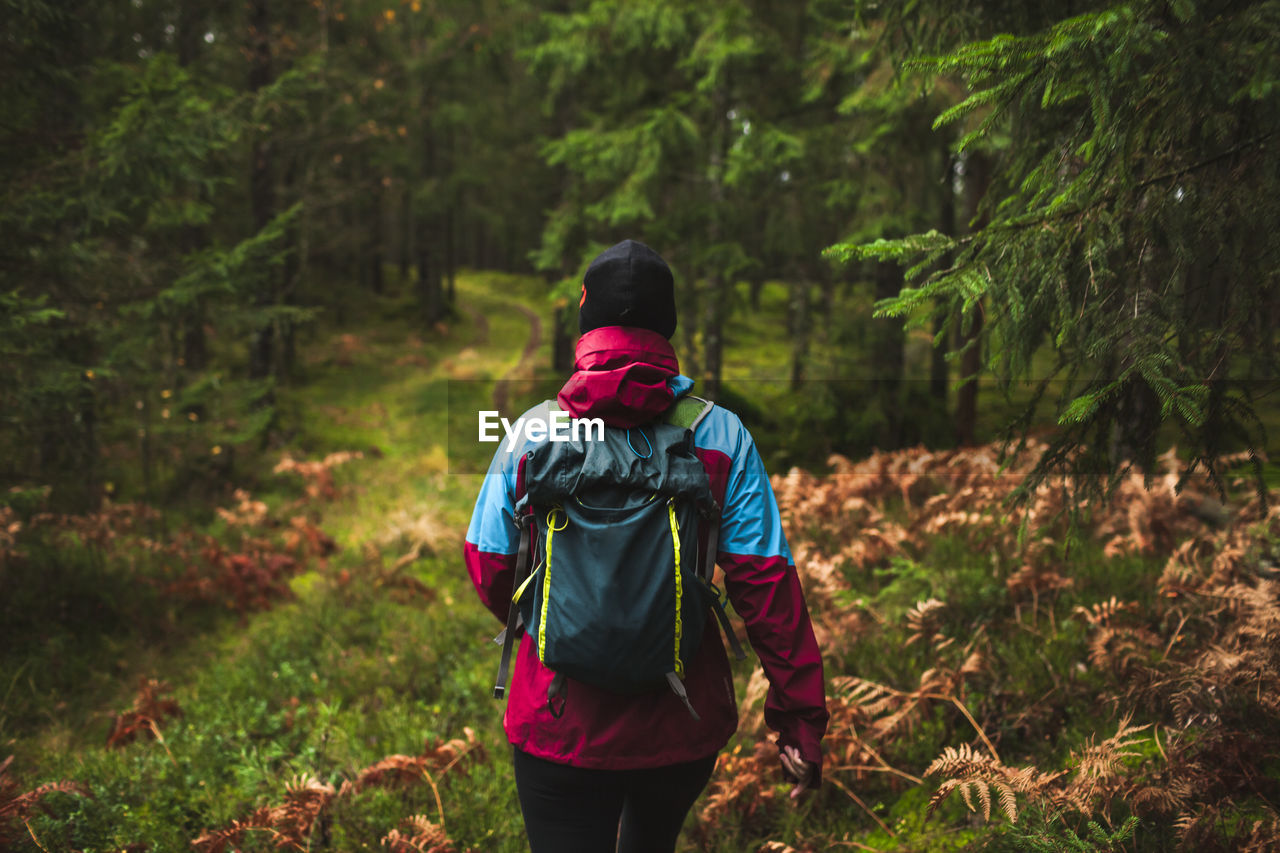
[5, 271, 1277, 852]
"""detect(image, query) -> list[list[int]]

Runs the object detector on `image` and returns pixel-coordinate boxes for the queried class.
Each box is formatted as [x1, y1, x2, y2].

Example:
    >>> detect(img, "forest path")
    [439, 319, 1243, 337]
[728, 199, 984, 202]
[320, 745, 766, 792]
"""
[459, 301, 489, 345]
[307, 271, 552, 546]
[6, 272, 558, 853]
[490, 302, 544, 416]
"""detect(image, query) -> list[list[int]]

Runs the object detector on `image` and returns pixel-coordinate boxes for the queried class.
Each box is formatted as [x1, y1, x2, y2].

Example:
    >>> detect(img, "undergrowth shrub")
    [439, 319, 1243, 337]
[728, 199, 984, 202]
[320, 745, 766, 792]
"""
[0, 755, 89, 849]
[190, 729, 484, 852]
[0, 491, 346, 749]
[9, 435, 1279, 851]
[695, 441, 1280, 851]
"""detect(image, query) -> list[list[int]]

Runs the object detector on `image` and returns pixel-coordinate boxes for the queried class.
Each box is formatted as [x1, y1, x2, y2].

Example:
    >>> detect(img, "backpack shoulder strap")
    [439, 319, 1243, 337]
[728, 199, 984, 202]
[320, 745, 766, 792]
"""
[665, 395, 724, 584]
[493, 512, 534, 699]
[665, 395, 713, 432]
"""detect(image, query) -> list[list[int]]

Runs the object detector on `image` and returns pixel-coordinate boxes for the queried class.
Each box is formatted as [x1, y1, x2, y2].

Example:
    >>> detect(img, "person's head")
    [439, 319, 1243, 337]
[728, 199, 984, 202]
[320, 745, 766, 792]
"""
[578, 239, 676, 339]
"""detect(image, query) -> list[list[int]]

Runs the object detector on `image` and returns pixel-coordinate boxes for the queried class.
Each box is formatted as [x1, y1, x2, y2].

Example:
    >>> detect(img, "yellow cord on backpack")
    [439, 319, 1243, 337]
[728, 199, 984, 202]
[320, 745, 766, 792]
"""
[539, 507, 567, 662]
[512, 570, 538, 605]
[667, 499, 685, 678]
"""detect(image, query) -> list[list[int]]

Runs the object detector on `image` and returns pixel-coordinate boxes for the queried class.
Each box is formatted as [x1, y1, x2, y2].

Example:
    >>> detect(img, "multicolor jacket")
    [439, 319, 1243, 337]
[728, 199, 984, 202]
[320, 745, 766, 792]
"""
[464, 326, 828, 777]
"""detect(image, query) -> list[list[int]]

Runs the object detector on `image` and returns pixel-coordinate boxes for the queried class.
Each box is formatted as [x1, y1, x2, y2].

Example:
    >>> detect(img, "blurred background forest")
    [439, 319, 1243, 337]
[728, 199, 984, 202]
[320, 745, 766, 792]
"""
[3, 1, 1280, 851]
[6, 0, 1278, 510]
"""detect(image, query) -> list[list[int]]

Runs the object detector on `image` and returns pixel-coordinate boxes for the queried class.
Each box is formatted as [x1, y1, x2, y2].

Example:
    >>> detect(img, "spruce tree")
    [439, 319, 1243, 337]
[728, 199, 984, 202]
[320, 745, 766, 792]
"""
[529, 0, 842, 395]
[826, 0, 1280, 499]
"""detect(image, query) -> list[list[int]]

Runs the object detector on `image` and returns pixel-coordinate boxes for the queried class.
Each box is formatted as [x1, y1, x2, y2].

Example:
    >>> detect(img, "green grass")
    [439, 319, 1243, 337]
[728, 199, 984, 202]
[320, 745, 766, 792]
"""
[5, 269, 1277, 851]
[5, 270, 549, 851]
[20, 551, 526, 850]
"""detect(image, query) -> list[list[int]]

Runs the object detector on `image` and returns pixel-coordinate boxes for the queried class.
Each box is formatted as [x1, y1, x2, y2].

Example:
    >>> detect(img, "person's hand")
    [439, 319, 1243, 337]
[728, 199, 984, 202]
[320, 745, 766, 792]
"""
[780, 745, 814, 799]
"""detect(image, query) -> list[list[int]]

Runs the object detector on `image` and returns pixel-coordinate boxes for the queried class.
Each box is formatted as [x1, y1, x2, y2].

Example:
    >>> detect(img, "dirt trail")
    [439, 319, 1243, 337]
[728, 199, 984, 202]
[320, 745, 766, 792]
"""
[490, 303, 543, 416]
[460, 303, 489, 345]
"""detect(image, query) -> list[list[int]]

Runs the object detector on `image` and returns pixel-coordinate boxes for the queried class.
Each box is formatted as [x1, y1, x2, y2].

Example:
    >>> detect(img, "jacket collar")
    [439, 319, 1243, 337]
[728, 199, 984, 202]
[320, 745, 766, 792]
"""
[556, 327, 691, 428]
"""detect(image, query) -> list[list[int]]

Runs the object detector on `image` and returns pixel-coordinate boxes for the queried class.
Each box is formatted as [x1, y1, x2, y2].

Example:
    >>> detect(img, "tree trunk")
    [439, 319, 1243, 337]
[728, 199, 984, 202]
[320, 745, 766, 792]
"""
[1111, 195, 1184, 471]
[954, 151, 991, 447]
[749, 276, 765, 311]
[369, 185, 384, 295]
[789, 276, 810, 392]
[703, 276, 728, 399]
[444, 125, 457, 309]
[417, 237, 442, 326]
[418, 125, 444, 325]
[700, 86, 730, 400]
[930, 305, 949, 403]
[932, 138, 956, 405]
[445, 203, 456, 306]
[182, 314, 208, 372]
[279, 156, 302, 382]
[1109, 377, 1160, 470]
[552, 300, 575, 373]
[820, 276, 836, 340]
[954, 305, 984, 447]
[247, 0, 276, 382]
[872, 261, 906, 447]
[176, 0, 207, 374]
[399, 187, 412, 283]
[679, 273, 701, 382]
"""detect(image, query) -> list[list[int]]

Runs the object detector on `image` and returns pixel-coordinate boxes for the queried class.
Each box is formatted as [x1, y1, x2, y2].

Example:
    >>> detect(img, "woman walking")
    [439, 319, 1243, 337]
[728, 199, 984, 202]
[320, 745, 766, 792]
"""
[464, 239, 828, 852]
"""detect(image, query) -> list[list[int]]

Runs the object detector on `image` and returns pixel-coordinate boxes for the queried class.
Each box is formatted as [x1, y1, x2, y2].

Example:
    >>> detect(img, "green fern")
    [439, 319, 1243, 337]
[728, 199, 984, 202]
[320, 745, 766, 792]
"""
[1012, 813, 1140, 853]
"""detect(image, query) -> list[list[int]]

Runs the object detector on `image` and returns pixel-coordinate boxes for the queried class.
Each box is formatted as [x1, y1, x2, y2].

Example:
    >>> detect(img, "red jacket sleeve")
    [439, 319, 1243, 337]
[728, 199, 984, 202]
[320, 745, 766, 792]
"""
[463, 443, 528, 623]
[701, 411, 829, 781]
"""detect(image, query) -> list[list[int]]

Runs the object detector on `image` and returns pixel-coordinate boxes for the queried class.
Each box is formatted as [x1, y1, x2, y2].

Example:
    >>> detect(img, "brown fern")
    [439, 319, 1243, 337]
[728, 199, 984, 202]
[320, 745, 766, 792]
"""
[381, 815, 463, 853]
[1006, 561, 1073, 627]
[765, 438, 1278, 848]
[925, 744, 1065, 824]
[107, 678, 182, 748]
[274, 773, 336, 845]
[904, 598, 947, 648]
[0, 755, 91, 845]
[1060, 714, 1151, 812]
[274, 450, 364, 502]
[696, 741, 781, 832]
[192, 728, 487, 850]
[355, 728, 485, 790]
[191, 806, 275, 853]
[191, 776, 335, 852]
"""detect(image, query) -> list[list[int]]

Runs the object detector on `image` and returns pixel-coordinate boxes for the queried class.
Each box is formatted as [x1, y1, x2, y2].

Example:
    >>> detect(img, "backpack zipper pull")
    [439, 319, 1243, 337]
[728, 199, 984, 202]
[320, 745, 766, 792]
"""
[547, 673, 568, 719]
[665, 672, 701, 721]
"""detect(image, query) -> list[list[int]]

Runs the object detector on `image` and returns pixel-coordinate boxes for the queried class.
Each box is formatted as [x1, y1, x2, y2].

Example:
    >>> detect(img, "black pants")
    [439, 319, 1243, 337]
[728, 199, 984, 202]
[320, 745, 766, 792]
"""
[512, 747, 717, 853]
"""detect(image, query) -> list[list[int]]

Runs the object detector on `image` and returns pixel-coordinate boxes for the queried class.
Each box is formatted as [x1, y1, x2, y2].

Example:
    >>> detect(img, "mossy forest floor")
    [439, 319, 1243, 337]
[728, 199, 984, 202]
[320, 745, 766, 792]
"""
[3, 272, 1278, 852]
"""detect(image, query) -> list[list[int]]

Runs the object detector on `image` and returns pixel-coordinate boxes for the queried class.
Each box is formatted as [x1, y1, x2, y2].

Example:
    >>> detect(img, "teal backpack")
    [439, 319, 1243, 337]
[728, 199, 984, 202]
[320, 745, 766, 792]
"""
[493, 396, 745, 718]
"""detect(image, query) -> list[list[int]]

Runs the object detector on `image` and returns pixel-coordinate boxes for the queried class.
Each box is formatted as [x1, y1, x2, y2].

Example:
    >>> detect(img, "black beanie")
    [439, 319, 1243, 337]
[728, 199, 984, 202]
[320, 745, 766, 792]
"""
[578, 239, 677, 339]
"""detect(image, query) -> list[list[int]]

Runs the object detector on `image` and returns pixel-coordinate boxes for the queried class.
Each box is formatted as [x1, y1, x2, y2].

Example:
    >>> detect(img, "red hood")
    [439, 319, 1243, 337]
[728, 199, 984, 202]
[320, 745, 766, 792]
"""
[557, 327, 680, 428]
